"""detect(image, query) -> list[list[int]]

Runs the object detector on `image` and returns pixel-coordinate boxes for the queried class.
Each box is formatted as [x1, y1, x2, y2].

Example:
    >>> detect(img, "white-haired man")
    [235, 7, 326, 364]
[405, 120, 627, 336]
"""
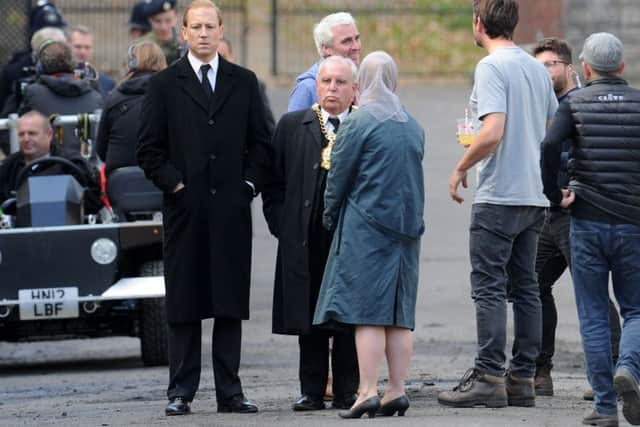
[287, 12, 361, 112]
[264, 56, 359, 412]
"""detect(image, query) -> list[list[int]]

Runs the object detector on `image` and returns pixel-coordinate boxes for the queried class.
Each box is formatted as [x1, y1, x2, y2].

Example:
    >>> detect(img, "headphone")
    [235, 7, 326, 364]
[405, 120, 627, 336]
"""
[127, 43, 138, 72]
[35, 39, 57, 75]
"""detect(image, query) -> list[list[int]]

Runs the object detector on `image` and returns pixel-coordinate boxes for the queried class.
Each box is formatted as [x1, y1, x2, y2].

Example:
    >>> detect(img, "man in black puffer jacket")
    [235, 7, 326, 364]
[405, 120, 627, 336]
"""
[19, 40, 103, 152]
[541, 32, 640, 427]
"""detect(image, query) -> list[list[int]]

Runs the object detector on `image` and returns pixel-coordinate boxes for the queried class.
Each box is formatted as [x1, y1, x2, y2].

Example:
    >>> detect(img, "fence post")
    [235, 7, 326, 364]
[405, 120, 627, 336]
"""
[9, 114, 19, 154]
[271, 0, 277, 75]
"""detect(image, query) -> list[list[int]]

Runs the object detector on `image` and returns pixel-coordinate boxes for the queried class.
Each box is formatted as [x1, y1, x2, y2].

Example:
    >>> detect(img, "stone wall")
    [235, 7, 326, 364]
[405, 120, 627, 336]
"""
[565, 0, 640, 80]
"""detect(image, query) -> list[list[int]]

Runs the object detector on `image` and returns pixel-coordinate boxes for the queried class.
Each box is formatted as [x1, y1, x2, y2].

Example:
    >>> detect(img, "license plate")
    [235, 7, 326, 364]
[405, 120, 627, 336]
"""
[18, 287, 79, 320]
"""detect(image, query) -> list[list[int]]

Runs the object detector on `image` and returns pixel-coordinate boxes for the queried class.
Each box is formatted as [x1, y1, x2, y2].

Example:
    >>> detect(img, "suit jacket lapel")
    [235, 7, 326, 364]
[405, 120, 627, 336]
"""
[176, 56, 209, 113]
[209, 56, 234, 116]
[302, 109, 323, 149]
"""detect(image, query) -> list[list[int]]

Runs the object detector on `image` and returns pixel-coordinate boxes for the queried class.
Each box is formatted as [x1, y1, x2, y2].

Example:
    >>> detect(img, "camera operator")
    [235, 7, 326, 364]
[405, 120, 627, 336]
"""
[69, 25, 116, 98]
[18, 40, 103, 152]
[0, 1, 67, 113]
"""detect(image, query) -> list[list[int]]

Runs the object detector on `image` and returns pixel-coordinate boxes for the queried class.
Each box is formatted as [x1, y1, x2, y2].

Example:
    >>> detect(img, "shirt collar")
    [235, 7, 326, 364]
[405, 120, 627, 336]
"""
[320, 107, 350, 132]
[187, 51, 219, 80]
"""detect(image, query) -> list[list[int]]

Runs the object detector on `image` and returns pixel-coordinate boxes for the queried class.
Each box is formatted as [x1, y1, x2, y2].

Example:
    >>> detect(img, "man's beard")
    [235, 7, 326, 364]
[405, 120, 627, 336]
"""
[553, 75, 567, 96]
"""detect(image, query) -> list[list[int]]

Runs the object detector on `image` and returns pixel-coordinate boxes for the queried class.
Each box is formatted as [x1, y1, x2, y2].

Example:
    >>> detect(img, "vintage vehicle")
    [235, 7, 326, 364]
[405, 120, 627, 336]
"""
[0, 161, 168, 366]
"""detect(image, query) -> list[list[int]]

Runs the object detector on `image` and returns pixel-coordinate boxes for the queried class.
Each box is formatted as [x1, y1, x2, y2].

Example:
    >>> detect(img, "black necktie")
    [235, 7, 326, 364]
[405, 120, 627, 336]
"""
[200, 64, 213, 99]
[328, 117, 340, 133]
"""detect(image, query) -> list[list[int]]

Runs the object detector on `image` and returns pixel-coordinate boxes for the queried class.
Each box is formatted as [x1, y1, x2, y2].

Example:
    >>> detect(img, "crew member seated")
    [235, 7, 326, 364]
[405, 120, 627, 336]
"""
[0, 111, 101, 214]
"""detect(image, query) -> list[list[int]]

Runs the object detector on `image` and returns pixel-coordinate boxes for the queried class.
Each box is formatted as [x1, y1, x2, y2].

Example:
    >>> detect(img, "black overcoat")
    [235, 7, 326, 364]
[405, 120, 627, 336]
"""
[263, 108, 328, 335]
[137, 55, 271, 323]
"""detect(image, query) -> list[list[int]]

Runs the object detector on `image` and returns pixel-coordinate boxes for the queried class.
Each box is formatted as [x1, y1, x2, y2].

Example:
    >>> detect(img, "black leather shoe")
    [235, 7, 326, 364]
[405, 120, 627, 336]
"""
[338, 396, 380, 419]
[332, 393, 357, 409]
[292, 395, 325, 411]
[165, 397, 191, 416]
[217, 394, 259, 413]
[376, 395, 410, 416]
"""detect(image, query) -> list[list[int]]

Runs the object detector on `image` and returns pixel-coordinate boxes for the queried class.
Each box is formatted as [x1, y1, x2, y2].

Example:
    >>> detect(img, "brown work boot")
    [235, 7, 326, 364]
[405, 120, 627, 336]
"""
[614, 367, 640, 426]
[506, 373, 535, 407]
[438, 368, 508, 408]
[583, 388, 595, 401]
[582, 409, 619, 427]
[534, 366, 554, 396]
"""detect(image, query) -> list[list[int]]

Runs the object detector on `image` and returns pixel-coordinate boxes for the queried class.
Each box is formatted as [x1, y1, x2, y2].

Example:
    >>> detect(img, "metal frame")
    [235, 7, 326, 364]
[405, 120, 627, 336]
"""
[0, 111, 101, 154]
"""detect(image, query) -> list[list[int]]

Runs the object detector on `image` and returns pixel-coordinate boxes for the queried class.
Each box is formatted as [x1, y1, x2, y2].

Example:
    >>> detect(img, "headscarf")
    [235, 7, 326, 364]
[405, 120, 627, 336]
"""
[356, 51, 408, 123]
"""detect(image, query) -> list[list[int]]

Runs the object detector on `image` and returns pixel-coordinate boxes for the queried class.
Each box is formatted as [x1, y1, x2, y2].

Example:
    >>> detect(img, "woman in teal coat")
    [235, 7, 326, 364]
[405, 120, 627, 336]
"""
[313, 51, 425, 418]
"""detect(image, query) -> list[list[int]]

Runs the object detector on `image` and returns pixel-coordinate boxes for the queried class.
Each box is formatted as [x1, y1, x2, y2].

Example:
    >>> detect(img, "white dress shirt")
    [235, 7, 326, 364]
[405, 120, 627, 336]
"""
[187, 51, 219, 92]
[320, 108, 350, 134]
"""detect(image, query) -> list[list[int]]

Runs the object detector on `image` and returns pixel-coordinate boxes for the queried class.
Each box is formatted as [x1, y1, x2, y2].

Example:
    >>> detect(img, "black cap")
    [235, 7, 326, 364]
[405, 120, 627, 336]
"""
[142, 0, 176, 18]
[129, 1, 152, 31]
[29, 1, 67, 35]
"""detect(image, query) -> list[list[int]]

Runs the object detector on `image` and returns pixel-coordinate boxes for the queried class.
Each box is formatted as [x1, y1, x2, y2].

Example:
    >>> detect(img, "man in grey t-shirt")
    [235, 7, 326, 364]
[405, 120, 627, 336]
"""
[438, 0, 557, 409]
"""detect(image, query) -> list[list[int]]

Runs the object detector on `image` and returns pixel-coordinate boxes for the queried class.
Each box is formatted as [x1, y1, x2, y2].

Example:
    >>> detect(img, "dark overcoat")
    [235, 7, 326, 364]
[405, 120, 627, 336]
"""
[137, 55, 271, 323]
[262, 108, 326, 335]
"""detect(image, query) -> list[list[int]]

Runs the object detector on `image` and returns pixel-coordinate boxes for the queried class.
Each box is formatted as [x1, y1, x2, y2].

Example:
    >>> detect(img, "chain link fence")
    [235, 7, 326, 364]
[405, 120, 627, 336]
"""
[271, 0, 478, 77]
[0, 0, 30, 68]
[1, 0, 247, 80]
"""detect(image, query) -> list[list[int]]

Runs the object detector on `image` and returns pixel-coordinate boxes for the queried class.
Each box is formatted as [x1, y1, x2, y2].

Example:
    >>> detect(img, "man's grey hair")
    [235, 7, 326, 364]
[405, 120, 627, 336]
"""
[70, 24, 92, 36]
[40, 41, 75, 74]
[318, 55, 358, 82]
[313, 12, 356, 58]
[30, 27, 66, 53]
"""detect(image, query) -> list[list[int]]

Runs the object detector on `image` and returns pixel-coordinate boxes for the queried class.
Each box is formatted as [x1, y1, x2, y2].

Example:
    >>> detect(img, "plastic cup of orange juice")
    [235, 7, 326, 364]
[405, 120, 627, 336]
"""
[456, 118, 474, 146]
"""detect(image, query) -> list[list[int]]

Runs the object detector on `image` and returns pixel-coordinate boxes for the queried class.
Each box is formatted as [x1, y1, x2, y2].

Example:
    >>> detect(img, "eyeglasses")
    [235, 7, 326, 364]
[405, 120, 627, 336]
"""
[543, 60, 569, 68]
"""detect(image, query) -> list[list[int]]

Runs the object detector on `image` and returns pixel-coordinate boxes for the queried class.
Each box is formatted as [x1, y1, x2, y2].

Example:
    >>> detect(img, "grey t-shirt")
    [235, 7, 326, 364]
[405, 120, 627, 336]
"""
[470, 46, 557, 206]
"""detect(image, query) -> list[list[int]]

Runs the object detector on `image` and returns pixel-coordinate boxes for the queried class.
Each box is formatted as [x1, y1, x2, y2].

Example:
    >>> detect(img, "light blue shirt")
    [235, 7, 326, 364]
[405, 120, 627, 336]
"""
[470, 46, 557, 206]
[287, 61, 320, 112]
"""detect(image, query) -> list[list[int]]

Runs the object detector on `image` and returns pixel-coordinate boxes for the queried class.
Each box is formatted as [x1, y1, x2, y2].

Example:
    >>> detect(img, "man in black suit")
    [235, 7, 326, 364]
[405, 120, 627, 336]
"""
[136, 0, 271, 416]
[263, 55, 359, 412]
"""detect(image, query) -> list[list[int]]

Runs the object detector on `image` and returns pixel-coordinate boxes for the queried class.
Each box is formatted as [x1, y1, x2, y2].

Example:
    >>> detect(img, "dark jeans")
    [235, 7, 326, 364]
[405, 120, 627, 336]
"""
[470, 203, 546, 378]
[571, 218, 640, 415]
[535, 210, 621, 370]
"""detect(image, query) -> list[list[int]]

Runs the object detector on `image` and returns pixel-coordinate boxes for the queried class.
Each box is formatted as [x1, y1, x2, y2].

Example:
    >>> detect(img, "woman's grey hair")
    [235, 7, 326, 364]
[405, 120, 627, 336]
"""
[30, 27, 67, 53]
[313, 12, 356, 58]
[318, 55, 358, 82]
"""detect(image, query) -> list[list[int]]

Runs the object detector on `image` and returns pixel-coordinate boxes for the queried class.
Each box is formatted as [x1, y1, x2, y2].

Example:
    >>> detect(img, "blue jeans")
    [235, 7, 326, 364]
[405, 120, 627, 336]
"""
[470, 204, 546, 377]
[571, 217, 640, 415]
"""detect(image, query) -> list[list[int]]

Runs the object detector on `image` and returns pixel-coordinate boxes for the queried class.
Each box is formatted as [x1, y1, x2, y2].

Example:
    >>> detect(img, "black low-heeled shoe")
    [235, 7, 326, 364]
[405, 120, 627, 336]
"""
[376, 395, 410, 416]
[338, 396, 381, 419]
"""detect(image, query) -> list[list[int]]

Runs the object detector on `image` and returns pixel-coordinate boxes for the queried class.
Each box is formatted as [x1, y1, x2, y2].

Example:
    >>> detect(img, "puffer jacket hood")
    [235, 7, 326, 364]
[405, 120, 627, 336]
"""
[38, 73, 96, 97]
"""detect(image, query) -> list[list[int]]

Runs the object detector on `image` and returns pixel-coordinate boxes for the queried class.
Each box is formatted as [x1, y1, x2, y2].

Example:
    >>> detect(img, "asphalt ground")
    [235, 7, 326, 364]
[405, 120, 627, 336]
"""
[0, 82, 625, 426]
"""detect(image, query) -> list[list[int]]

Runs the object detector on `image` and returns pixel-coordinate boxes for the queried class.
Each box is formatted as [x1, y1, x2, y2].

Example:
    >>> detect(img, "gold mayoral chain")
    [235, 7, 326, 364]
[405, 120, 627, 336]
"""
[312, 103, 357, 170]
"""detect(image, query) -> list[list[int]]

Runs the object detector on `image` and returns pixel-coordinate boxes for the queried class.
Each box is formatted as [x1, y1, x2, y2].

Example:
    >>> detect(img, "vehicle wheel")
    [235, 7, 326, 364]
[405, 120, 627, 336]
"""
[139, 260, 168, 366]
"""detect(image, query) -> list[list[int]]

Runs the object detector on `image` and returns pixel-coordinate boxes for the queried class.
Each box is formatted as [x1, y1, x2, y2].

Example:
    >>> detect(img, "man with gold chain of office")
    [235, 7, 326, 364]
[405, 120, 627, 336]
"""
[137, 0, 182, 64]
[262, 55, 360, 412]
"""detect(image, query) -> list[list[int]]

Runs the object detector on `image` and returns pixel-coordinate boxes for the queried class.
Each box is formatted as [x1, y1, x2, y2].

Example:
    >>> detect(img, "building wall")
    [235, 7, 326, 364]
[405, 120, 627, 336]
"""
[515, 0, 564, 44]
[565, 0, 640, 79]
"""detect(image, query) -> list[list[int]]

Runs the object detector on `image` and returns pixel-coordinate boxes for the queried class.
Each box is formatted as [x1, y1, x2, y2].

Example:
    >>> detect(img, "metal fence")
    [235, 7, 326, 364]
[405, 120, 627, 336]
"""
[1, 0, 248, 79]
[0, 0, 30, 68]
[271, 0, 477, 77]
